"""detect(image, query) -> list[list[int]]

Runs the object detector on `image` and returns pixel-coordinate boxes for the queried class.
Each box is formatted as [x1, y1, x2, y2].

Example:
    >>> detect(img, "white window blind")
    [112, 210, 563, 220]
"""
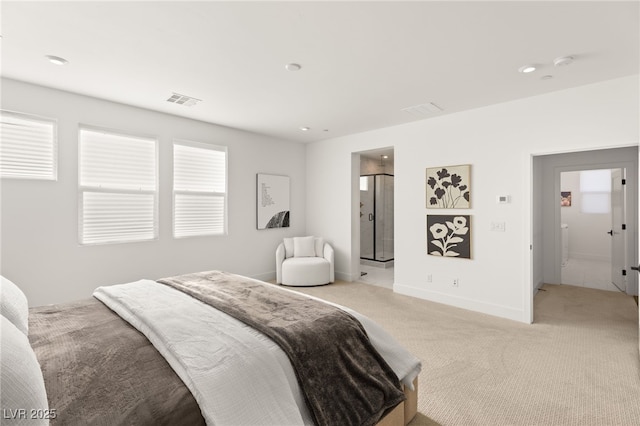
[0, 110, 57, 180]
[580, 169, 611, 214]
[173, 141, 227, 238]
[79, 128, 158, 245]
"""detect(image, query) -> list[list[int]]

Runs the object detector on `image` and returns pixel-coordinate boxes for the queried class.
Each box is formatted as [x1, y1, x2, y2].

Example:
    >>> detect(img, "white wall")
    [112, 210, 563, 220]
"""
[0, 79, 306, 306]
[306, 75, 639, 323]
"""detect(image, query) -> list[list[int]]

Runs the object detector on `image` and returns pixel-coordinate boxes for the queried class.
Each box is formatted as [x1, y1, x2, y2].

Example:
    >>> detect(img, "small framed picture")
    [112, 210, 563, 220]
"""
[426, 164, 471, 209]
[427, 214, 471, 259]
[561, 191, 572, 207]
[257, 174, 290, 229]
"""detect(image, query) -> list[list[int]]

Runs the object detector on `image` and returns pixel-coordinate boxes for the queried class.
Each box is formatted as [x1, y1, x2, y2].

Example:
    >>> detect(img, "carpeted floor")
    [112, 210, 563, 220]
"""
[287, 281, 640, 426]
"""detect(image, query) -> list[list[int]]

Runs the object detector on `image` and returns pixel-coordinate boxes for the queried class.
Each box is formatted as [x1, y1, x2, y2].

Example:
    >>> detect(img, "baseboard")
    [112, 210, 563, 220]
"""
[336, 271, 353, 282]
[393, 283, 526, 323]
[533, 279, 545, 295]
[252, 271, 276, 282]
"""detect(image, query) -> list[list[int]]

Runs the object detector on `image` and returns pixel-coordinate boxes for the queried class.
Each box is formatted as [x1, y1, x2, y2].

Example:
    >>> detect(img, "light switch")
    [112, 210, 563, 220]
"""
[491, 222, 506, 232]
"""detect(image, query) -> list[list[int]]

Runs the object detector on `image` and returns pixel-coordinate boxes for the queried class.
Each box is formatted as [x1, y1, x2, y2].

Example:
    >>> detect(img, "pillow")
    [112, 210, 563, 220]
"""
[1, 276, 29, 336]
[293, 236, 316, 257]
[283, 238, 295, 258]
[0, 316, 49, 425]
[314, 237, 325, 257]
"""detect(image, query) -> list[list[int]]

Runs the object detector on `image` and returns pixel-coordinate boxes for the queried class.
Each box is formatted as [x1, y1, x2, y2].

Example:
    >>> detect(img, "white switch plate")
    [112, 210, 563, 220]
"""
[491, 221, 506, 232]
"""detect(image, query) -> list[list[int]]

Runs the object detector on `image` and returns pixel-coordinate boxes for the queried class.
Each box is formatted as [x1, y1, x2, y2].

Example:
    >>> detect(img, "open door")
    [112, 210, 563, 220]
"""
[611, 169, 626, 292]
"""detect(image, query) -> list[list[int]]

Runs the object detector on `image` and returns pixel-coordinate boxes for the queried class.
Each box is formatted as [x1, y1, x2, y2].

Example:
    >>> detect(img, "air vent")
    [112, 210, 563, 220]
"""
[401, 102, 443, 117]
[166, 93, 202, 107]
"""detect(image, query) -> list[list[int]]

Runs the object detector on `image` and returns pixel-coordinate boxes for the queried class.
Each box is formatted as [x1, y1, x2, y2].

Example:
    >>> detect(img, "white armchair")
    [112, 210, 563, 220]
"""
[276, 236, 335, 286]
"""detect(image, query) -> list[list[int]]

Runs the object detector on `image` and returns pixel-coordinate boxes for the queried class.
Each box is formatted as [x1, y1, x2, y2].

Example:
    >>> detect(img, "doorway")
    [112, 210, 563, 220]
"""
[356, 148, 394, 289]
[531, 146, 638, 322]
[559, 168, 626, 292]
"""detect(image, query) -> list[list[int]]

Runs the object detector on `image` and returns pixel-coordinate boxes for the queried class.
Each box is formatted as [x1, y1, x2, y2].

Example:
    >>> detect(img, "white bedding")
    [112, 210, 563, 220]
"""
[94, 278, 421, 426]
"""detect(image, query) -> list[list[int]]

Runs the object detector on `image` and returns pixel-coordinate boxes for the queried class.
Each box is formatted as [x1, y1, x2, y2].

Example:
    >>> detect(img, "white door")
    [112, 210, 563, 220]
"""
[611, 169, 626, 292]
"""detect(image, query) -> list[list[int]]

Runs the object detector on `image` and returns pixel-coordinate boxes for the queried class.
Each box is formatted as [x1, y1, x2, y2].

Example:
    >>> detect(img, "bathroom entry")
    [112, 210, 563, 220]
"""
[357, 148, 395, 288]
[560, 168, 626, 292]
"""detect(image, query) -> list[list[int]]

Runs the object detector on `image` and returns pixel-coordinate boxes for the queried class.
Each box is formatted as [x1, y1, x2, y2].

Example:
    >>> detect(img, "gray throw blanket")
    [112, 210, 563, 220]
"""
[29, 298, 205, 426]
[158, 270, 405, 426]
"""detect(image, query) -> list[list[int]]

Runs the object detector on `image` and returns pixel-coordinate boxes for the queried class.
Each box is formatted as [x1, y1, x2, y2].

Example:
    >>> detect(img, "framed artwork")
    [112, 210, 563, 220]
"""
[561, 191, 572, 207]
[427, 215, 471, 259]
[257, 174, 290, 229]
[426, 164, 471, 209]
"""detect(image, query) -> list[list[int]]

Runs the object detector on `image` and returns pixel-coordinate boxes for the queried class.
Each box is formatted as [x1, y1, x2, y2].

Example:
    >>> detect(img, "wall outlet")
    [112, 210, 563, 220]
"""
[453, 278, 459, 287]
[427, 274, 433, 283]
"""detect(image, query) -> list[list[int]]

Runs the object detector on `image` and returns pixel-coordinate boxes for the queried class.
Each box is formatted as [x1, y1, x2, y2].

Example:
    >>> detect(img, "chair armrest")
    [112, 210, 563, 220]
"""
[276, 243, 285, 284]
[323, 243, 335, 283]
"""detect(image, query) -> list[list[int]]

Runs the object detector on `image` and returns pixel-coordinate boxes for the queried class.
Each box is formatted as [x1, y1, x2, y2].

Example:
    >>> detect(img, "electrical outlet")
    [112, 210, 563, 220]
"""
[427, 274, 432, 283]
[453, 278, 459, 287]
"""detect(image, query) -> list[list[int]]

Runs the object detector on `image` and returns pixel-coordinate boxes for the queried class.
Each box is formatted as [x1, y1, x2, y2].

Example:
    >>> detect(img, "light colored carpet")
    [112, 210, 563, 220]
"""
[287, 281, 640, 426]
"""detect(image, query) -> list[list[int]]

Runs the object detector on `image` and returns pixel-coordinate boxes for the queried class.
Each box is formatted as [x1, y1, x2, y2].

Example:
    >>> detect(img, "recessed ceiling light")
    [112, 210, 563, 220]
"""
[541, 75, 554, 80]
[45, 55, 68, 66]
[300, 127, 310, 131]
[518, 65, 536, 73]
[285, 63, 302, 71]
[382, 155, 389, 159]
[553, 56, 574, 67]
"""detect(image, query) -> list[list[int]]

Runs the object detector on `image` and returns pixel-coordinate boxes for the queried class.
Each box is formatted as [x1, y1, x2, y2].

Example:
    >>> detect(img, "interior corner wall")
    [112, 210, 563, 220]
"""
[0, 78, 306, 306]
[306, 75, 640, 323]
[532, 156, 544, 293]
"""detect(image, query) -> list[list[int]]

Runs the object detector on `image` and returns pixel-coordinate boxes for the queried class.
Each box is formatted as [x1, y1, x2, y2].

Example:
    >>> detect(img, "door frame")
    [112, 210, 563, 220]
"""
[551, 162, 636, 289]
[556, 167, 627, 289]
[528, 145, 639, 324]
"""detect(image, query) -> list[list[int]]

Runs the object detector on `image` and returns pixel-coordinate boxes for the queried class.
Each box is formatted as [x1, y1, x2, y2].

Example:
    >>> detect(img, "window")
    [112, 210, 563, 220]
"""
[0, 110, 57, 180]
[79, 127, 158, 245]
[580, 169, 611, 214]
[173, 140, 227, 238]
[360, 176, 369, 191]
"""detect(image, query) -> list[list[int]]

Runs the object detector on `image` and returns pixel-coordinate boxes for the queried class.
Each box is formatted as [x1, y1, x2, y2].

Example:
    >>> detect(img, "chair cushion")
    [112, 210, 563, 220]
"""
[283, 238, 295, 258]
[282, 257, 331, 286]
[293, 236, 316, 257]
[314, 237, 325, 257]
[0, 276, 29, 336]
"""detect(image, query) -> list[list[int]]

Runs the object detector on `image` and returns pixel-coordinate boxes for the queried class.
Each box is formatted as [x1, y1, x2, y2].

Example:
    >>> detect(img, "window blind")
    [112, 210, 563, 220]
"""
[79, 128, 158, 244]
[173, 141, 227, 237]
[0, 110, 57, 180]
[580, 169, 611, 214]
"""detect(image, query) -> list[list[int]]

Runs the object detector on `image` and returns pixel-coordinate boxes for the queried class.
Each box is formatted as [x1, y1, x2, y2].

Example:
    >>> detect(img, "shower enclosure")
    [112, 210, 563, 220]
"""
[360, 173, 394, 264]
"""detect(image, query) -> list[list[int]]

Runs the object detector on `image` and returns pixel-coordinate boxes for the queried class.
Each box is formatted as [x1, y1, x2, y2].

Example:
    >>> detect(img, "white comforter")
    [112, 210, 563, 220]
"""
[94, 279, 421, 426]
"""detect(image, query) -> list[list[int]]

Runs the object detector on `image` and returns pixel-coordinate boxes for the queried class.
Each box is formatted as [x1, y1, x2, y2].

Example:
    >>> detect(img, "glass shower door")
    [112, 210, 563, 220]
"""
[375, 174, 394, 261]
[360, 175, 375, 259]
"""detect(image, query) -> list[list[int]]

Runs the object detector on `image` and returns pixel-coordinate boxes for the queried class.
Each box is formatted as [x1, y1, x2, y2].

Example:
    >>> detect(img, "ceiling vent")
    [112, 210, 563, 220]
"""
[401, 102, 443, 117]
[166, 92, 202, 107]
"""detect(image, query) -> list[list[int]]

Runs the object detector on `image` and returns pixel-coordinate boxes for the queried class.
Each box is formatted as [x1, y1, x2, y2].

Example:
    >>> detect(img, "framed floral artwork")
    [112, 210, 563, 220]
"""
[426, 164, 471, 209]
[427, 215, 471, 259]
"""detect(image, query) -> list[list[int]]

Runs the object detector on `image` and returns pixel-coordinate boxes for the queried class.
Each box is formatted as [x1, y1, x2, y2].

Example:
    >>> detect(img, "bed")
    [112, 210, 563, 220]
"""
[1, 271, 421, 426]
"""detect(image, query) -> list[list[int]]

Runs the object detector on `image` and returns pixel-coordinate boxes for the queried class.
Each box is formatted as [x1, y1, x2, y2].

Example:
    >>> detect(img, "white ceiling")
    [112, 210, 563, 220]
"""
[1, 1, 638, 143]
